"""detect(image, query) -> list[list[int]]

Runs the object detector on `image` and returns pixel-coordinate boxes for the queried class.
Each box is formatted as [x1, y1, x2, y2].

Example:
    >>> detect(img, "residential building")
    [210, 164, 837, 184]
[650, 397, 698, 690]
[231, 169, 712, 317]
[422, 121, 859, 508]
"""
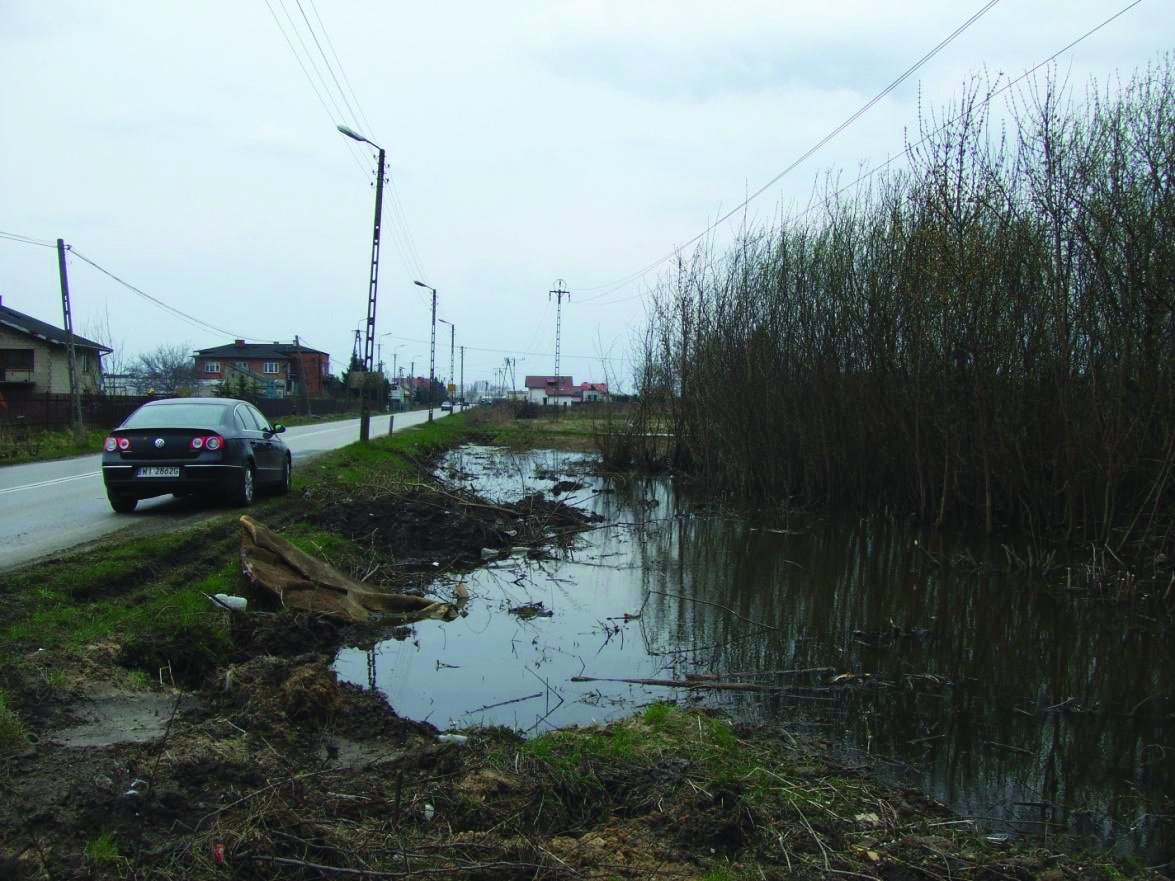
[523, 375, 610, 405]
[193, 340, 328, 399]
[524, 375, 579, 406]
[0, 296, 110, 394]
[580, 382, 609, 402]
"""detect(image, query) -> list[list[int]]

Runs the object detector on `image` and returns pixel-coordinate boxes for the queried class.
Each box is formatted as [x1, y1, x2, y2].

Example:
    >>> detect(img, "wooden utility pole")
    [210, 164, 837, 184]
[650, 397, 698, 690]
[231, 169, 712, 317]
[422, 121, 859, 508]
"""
[57, 239, 85, 443]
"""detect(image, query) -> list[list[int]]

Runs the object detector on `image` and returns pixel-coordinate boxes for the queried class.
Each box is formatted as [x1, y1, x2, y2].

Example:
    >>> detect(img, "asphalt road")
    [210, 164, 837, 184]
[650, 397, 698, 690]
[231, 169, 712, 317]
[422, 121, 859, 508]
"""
[0, 407, 452, 573]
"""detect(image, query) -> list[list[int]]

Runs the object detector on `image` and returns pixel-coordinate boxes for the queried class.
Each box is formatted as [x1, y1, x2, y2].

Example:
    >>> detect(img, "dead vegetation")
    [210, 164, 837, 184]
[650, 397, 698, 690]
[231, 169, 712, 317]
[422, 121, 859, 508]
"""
[0, 423, 1170, 878]
[2, 655, 1165, 880]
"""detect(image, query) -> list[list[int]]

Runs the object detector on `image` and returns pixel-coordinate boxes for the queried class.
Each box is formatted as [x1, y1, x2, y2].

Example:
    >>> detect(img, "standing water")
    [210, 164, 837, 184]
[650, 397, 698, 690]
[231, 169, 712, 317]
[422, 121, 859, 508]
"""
[334, 445, 1175, 860]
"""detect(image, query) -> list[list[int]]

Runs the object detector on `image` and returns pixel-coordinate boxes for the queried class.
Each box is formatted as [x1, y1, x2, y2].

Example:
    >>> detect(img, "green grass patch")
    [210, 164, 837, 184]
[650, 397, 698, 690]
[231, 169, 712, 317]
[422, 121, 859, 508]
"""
[0, 411, 488, 689]
[281, 524, 364, 568]
[0, 426, 109, 466]
[0, 689, 31, 753]
[83, 830, 121, 864]
[1, 520, 244, 686]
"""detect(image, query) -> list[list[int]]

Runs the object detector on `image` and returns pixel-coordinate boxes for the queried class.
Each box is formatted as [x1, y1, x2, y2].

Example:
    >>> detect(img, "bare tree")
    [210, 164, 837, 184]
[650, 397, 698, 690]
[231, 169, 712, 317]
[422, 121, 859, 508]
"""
[130, 343, 198, 395]
[81, 306, 128, 389]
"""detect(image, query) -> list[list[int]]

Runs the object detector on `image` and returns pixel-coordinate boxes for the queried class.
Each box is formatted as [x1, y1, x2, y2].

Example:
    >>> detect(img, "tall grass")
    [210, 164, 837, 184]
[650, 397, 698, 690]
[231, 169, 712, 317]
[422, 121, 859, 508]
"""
[634, 60, 1175, 560]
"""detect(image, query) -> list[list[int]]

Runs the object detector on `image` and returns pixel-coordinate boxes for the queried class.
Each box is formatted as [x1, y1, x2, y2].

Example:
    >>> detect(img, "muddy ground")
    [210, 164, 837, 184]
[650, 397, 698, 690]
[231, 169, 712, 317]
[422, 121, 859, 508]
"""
[0, 462, 1169, 880]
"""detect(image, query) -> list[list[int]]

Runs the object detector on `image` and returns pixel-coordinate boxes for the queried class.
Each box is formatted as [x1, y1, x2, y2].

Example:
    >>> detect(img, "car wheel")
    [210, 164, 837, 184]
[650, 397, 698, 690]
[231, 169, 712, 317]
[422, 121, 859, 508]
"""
[234, 462, 255, 507]
[274, 455, 292, 495]
[107, 491, 137, 513]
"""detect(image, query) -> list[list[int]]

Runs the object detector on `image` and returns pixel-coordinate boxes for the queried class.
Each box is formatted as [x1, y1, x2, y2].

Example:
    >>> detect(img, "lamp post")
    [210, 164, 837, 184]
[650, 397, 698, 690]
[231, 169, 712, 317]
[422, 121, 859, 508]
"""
[338, 124, 385, 442]
[437, 318, 454, 404]
[379, 335, 403, 412]
[414, 280, 437, 421]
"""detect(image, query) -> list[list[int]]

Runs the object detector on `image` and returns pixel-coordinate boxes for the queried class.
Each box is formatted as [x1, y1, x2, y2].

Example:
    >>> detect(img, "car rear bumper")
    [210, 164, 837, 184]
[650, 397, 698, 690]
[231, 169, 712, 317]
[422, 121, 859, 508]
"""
[102, 463, 243, 498]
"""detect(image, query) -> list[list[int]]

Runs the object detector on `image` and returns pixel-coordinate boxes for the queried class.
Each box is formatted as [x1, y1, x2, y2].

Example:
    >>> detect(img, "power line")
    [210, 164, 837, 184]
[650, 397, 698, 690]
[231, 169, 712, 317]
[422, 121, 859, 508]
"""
[306, 0, 375, 137]
[69, 249, 261, 341]
[293, 0, 362, 128]
[575, 0, 1003, 301]
[376, 333, 626, 364]
[262, 0, 369, 177]
[578, 0, 1145, 310]
[0, 230, 56, 248]
[265, 0, 430, 285]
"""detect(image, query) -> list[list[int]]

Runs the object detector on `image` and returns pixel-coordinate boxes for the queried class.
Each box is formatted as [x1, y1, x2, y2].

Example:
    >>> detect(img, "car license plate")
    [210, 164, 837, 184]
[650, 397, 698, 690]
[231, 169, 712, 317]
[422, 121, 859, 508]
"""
[137, 466, 180, 478]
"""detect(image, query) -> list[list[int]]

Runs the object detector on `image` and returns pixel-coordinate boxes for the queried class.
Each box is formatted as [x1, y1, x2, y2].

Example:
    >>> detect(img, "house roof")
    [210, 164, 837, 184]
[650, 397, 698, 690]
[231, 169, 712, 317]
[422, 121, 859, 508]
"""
[195, 341, 327, 358]
[524, 375, 575, 391]
[0, 299, 111, 354]
[580, 382, 608, 392]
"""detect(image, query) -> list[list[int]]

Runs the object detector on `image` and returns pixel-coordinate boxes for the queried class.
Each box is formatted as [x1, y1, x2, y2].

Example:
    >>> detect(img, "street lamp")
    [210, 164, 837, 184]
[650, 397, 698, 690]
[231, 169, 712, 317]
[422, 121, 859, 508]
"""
[338, 124, 385, 442]
[437, 318, 455, 405]
[414, 280, 437, 421]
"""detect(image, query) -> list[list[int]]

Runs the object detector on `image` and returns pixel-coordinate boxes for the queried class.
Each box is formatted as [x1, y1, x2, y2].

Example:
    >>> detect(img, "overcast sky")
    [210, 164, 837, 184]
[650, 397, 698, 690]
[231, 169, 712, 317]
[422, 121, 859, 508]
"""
[1, 0, 1167, 392]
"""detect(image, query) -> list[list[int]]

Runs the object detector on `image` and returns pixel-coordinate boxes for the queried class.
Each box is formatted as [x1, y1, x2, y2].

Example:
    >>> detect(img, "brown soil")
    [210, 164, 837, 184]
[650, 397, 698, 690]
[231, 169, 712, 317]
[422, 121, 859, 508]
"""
[0, 471, 1168, 880]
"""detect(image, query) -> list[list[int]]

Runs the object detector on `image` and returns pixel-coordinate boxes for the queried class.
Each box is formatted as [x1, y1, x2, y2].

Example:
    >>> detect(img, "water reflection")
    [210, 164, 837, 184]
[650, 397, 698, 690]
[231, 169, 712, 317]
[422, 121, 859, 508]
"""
[334, 446, 1174, 860]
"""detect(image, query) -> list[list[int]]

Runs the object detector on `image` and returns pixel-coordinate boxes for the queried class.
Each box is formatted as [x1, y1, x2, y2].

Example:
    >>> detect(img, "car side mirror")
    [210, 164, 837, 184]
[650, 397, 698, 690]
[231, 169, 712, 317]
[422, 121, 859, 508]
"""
[269, 424, 286, 434]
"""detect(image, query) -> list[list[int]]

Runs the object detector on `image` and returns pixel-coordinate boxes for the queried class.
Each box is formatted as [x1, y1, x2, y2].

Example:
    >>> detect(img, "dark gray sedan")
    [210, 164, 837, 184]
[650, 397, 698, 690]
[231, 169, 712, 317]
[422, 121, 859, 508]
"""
[101, 398, 291, 513]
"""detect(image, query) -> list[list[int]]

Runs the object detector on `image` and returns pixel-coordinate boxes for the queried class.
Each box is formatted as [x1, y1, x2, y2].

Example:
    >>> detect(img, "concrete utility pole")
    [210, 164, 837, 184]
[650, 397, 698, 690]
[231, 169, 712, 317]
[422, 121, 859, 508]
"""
[57, 239, 84, 443]
[337, 125, 386, 443]
[415, 281, 438, 422]
[549, 278, 569, 384]
[459, 345, 464, 404]
[447, 323, 454, 397]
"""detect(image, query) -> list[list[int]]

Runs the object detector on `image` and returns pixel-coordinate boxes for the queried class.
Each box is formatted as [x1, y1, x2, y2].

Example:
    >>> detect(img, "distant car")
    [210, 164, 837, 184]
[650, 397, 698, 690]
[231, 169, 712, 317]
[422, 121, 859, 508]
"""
[440, 400, 454, 412]
[101, 397, 291, 513]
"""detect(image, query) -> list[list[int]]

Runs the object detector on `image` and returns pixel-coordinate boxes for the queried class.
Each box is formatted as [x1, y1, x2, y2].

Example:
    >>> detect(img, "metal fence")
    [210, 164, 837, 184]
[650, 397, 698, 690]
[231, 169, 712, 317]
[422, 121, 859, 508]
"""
[0, 392, 362, 431]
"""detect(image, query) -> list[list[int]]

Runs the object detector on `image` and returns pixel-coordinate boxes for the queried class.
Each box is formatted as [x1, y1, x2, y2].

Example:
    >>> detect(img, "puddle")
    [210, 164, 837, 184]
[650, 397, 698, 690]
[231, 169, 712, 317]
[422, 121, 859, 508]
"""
[334, 445, 1175, 861]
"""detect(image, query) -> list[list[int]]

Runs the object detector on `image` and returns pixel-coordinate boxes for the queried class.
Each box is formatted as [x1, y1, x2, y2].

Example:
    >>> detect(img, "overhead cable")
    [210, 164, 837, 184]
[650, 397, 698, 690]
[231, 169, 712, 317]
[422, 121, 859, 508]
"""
[575, 0, 1004, 301]
[69, 249, 261, 342]
[579, 0, 1144, 308]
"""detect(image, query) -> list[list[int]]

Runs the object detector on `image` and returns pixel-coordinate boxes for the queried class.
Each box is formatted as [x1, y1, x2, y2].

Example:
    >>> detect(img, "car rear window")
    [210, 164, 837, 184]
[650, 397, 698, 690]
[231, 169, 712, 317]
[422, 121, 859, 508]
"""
[122, 403, 228, 429]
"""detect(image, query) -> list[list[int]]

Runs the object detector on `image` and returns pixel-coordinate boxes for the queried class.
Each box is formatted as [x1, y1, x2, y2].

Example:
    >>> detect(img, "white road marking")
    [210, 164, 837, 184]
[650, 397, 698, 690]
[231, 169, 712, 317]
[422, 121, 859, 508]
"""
[0, 471, 102, 496]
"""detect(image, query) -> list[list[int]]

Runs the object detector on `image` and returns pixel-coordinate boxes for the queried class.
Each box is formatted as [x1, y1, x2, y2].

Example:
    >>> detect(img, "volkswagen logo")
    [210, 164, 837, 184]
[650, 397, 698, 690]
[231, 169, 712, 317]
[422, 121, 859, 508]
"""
[154, 438, 165, 448]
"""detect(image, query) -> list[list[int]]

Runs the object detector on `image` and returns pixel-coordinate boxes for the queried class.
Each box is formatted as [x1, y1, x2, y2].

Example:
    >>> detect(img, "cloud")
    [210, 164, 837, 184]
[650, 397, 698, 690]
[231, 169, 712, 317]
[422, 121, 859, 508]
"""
[523, 0, 915, 101]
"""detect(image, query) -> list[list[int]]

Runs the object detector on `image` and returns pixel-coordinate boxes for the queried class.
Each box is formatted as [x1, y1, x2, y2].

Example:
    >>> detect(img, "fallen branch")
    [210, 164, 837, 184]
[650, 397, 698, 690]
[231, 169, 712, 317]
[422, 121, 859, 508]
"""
[648, 590, 779, 631]
[572, 675, 775, 692]
[468, 692, 544, 714]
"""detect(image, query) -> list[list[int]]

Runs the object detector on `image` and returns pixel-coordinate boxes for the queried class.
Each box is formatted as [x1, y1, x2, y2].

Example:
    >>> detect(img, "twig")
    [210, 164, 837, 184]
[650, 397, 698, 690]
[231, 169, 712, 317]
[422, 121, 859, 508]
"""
[649, 590, 779, 630]
[249, 855, 576, 877]
[196, 768, 337, 830]
[467, 692, 544, 714]
[983, 740, 1033, 756]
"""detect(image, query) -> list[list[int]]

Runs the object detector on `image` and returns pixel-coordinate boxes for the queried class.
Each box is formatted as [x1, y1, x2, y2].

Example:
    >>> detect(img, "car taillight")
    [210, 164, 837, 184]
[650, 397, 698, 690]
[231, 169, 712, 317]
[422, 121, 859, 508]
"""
[105, 437, 131, 452]
[190, 435, 225, 451]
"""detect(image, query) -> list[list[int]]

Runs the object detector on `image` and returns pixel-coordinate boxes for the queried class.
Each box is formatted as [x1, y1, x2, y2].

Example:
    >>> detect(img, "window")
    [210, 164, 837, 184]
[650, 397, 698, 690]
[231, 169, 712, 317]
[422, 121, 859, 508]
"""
[263, 361, 280, 374]
[235, 361, 248, 369]
[235, 405, 262, 431]
[247, 404, 271, 431]
[0, 349, 34, 369]
[204, 361, 220, 373]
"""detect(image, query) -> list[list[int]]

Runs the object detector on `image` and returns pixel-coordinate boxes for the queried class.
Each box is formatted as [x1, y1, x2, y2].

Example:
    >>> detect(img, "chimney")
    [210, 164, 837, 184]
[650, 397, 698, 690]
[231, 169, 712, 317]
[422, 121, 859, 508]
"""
[234, 339, 244, 346]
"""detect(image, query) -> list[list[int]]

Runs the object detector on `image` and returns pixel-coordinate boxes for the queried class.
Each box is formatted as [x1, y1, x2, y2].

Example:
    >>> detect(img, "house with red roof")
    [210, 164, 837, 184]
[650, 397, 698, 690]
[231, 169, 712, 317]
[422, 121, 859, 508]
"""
[580, 382, 609, 402]
[524, 375, 610, 406]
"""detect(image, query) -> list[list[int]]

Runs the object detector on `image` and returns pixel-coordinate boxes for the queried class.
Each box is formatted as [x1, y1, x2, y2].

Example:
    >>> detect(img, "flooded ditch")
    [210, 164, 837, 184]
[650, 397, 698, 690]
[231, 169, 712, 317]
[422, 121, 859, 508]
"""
[333, 444, 1175, 862]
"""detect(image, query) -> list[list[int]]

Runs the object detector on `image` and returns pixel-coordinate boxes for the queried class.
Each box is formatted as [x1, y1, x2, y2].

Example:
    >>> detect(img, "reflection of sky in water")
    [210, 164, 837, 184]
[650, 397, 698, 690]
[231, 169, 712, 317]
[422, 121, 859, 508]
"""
[334, 446, 1175, 861]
